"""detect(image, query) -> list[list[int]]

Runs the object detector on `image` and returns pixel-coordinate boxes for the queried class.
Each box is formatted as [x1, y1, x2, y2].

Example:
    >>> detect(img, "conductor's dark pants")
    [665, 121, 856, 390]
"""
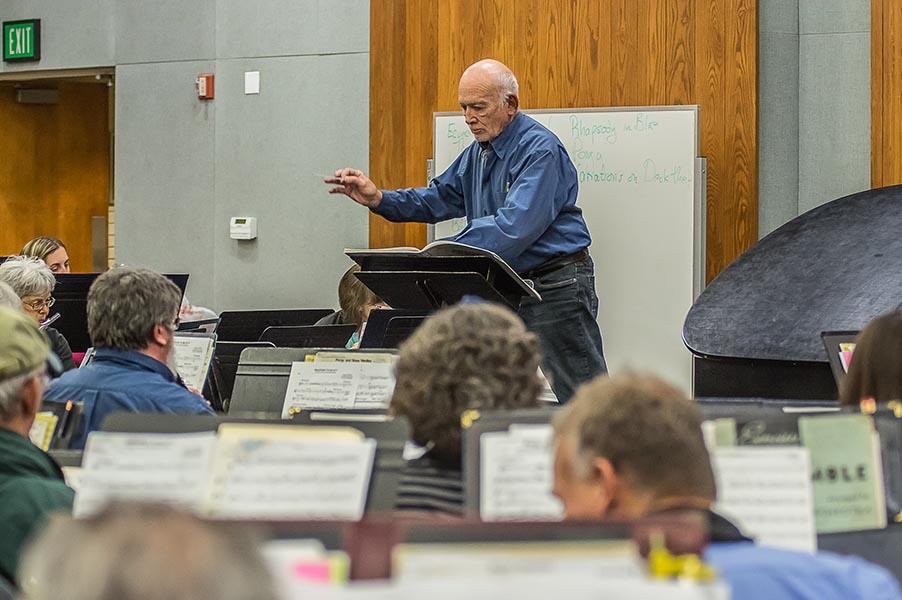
[518, 253, 607, 403]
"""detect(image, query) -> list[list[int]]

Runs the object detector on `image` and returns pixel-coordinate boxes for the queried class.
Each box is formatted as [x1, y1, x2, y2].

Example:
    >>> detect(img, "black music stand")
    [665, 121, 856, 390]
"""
[259, 324, 357, 348]
[346, 242, 540, 311]
[52, 273, 189, 352]
[217, 309, 336, 341]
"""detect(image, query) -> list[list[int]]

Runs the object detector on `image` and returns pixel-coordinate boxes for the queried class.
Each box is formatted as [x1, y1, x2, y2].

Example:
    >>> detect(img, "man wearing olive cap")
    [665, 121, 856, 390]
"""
[0, 306, 74, 586]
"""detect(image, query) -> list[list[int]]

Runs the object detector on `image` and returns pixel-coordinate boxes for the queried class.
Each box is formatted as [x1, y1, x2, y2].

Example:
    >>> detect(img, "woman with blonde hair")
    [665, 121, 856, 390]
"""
[21, 236, 70, 274]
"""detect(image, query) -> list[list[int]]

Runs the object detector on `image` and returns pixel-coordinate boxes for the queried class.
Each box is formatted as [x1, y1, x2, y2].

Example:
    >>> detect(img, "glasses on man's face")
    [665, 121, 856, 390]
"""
[22, 297, 55, 311]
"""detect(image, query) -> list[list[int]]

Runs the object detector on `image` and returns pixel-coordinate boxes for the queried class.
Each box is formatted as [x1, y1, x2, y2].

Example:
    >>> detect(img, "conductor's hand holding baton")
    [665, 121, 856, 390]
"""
[324, 168, 383, 209]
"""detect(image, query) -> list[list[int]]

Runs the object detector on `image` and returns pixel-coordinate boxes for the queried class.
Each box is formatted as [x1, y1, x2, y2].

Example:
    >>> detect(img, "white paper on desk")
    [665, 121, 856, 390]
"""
[74, 432, 216, 517]
[325, 576, 728, 600]
[393, 540, 642, 582]
[282, 362, 395, 417]
[712, 446, 817, 553]
[479, 425, 563, 521]
[202, 432, 376, 520]
[173, 335, 215, 390]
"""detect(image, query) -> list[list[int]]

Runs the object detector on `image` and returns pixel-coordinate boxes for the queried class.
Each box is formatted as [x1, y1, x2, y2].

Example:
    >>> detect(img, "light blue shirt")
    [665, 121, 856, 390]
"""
[374, 112, 592, 274]
[705, 541, 902, 600]
[44, 348, 213, 449]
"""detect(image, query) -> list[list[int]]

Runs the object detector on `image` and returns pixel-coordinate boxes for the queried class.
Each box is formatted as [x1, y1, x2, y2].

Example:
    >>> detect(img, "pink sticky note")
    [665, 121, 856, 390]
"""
[293, 561, 331, 583]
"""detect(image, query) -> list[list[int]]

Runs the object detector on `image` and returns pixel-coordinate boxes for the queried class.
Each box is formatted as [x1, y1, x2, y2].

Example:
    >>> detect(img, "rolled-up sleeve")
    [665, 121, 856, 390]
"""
[372, 152, 467, 224]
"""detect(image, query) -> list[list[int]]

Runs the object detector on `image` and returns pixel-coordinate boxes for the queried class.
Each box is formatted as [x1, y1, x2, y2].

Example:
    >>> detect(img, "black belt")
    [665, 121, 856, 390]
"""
[521, 248, 589, 280]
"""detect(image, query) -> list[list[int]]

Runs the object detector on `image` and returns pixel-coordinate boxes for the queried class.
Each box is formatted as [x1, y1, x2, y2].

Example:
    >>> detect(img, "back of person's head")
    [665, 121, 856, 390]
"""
[0, 256, 55, 299]
[87, 267, 181, 351]
[338, 264, 382, 327]
[840, 310, 902, 406]
[390, 302, 542, 466]
[0, 281, 19, 310]
[20, 502, 278, 600]
[21, 236, 66, 263]
[552, 372, 715, 520]
[0, 306, 50, 428]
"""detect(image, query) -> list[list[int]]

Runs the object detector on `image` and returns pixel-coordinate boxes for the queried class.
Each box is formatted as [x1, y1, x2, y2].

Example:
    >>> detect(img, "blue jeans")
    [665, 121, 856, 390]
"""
[518, 254, 607, 403]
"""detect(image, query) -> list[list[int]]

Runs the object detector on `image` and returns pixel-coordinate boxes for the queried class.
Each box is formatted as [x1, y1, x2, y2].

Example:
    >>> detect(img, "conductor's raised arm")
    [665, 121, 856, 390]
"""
[324, 167, 383, 209]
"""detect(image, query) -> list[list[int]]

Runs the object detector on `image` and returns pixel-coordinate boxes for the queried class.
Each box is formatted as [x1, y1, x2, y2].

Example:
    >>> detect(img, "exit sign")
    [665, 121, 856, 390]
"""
[3, 19, 41, 62]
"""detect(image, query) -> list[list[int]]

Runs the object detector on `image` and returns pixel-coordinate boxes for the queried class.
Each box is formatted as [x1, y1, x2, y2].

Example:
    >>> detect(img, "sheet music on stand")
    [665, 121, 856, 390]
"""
[74, 426, 378, 521]
[281, 361, 395, 417]
[711, 446, 817, 552]
[479, 425, 563, 521]
[201, 424, 375, 520]
[173, 332, 216, 390]
[74, 431, 216, 517]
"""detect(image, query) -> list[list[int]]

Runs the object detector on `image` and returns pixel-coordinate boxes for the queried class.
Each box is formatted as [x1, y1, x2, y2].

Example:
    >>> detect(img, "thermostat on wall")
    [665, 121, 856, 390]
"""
[229, 217, 257, 240]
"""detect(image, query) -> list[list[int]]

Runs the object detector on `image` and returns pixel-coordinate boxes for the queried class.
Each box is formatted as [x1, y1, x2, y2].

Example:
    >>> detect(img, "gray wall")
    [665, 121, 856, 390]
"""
[759, 0, 870, 237]
[2, 0, 370, 311]
[0, 0, 114, 73]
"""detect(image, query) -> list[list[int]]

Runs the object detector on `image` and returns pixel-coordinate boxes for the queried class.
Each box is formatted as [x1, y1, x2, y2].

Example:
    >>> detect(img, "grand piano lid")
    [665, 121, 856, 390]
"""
[684, 185, 902, 362]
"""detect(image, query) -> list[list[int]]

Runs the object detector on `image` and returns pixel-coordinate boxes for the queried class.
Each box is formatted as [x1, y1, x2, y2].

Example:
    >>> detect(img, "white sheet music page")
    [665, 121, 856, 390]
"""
[202, 425, 376, 520]
[282, 362, 359, 416]
[352, 362, 395, 409]
[282, 362, 395, 417]
[479, 425, 563, 521]
[711, 446, 817, 553]
[73, 432, 216, 517]
[173, 335, 215, 390]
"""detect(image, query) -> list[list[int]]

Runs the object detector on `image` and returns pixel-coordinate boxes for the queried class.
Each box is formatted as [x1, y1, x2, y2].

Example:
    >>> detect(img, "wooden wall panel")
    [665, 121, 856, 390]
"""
[0, 82, 109, 272]
[873, 0, 902, 188]
[370, 0, 758, 281]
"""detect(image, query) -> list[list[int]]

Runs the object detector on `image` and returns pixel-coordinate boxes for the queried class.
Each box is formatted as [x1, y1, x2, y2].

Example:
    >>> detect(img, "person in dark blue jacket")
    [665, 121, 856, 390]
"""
[551, 373, 901, 600]
[44, 267, 212, 449]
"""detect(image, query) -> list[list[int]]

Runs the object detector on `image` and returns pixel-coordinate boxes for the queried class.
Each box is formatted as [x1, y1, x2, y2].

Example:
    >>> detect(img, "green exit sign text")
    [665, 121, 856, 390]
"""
[3, 19, 41, 62]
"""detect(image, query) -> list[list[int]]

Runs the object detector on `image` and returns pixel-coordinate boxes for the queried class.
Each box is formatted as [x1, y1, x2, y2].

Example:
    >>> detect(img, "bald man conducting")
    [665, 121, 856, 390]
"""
[326, 59, 606, 402]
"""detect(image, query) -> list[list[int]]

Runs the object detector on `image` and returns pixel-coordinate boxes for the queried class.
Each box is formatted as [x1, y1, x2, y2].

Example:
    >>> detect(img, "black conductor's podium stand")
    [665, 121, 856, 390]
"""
[346, 241, 540, 311]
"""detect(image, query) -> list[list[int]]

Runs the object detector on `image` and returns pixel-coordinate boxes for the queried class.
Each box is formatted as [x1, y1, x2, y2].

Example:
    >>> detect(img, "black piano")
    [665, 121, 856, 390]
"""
[684, 185, 902, 400]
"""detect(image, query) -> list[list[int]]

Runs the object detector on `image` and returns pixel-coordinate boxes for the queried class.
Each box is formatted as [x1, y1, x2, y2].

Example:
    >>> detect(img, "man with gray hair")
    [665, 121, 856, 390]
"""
[551, 372, 901, 600]
[0, 306, 73, 585]
[326, 58, 606, 403]
[19, 502, 278, 600]
[44, 267, 212, 449]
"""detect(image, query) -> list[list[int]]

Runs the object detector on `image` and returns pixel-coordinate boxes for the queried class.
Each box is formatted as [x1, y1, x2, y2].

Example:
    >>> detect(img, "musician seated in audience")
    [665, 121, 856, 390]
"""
[840, 310, 902, 406]
[44, 266, 213, 449]
[0, 281, 19, 309]
[316, 264, 388, 348]
[0, 307, 74, 587]
[551, 372, 901, 600]
[21, 236, 70, 274]
[390, 302, 542, 516]
[0, 256, 75, 372]
[19, 502, 278, 600]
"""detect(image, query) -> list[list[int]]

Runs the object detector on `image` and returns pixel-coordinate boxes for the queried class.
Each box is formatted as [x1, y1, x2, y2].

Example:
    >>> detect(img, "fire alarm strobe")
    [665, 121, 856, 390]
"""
[195, 73, 214, 100]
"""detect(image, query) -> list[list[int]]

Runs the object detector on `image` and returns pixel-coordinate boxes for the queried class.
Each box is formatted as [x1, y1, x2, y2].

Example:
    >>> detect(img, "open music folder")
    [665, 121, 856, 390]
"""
[74, 424, 376, 520]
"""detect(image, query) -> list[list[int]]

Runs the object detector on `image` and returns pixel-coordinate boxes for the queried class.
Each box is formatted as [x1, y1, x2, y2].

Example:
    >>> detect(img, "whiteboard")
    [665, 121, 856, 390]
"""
[431, 107, 704, 392]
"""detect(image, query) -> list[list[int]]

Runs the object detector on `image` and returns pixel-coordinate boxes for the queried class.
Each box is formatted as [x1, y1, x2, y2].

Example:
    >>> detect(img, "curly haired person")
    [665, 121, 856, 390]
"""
[390, 302, 543, 516]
